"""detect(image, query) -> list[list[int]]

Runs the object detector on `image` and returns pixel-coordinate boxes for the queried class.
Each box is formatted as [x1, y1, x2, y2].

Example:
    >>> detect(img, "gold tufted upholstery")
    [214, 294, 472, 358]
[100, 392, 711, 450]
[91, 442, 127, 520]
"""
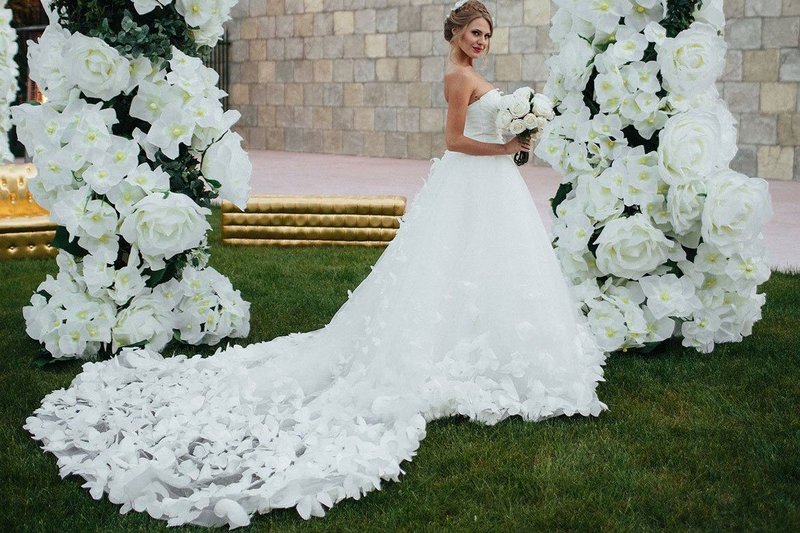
[222, 195, 406, 247]
[0, 164, 57, 260]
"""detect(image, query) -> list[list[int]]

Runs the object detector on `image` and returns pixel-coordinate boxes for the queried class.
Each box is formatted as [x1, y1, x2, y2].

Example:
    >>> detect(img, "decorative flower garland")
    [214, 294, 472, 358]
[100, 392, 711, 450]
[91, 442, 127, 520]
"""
[0, 1, 17, 162]
[13, 0, 251, 361]
[534, 0, 772, 353]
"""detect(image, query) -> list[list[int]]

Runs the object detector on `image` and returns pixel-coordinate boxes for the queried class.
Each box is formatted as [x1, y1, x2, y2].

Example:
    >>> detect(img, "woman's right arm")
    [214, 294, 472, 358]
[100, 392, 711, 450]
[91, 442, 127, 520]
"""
[444, 70, 530, 156]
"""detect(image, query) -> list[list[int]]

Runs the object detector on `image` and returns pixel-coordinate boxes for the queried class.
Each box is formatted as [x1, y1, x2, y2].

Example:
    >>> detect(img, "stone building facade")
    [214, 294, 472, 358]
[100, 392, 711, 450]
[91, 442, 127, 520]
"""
[227, 0, 800, 180]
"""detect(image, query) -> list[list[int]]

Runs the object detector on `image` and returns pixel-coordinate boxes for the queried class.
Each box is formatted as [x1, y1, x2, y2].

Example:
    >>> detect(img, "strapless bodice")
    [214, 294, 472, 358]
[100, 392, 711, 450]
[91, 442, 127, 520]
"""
[461, 88, 503, 143]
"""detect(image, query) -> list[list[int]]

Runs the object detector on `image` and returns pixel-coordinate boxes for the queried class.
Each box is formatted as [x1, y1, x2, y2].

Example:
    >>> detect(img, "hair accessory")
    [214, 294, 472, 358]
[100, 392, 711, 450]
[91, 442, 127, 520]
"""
[452, 0, 467, 11]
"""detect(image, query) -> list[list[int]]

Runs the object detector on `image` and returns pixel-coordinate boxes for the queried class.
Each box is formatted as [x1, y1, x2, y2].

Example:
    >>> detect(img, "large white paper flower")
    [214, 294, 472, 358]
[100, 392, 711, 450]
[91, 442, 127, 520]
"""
[657, 22, 726, 96]
[201, 132, 252, 209]
[701, 169, 772, 254]
[63, 32, 131, 100]
[119, 192, 211, 259]
[657, 107, 734, 186]
[595, 213, 675, 279]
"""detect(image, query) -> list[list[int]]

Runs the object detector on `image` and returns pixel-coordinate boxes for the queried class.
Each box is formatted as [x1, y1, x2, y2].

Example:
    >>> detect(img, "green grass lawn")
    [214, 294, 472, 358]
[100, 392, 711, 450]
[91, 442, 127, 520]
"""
[1, 209, 798, 532]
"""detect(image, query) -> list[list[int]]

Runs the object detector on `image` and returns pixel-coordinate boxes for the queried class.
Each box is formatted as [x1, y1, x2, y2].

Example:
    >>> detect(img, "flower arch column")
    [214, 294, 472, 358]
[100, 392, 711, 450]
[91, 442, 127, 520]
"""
[13, 0, 253, 361]
[0, 1, 17, 162]
[534, 0, 773, 354]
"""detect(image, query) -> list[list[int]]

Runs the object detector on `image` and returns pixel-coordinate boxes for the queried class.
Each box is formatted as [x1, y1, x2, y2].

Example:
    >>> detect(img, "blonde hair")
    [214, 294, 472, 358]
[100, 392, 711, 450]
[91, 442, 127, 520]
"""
[444, 0, 493, 53]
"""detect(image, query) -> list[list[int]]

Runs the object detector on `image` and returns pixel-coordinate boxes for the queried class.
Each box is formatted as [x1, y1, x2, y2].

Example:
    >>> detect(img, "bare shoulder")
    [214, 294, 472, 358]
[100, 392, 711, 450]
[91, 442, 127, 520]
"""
[444, 65, 477, 103]
[444, 64, 477, 87]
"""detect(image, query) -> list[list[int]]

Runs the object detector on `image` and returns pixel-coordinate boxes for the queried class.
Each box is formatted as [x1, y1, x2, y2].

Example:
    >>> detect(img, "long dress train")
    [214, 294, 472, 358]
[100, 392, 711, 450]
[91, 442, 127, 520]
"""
[25, 88, 607, 528]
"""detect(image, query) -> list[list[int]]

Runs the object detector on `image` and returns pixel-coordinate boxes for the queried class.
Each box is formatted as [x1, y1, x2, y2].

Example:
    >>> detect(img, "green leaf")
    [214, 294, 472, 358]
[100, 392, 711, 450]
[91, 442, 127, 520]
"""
[52, 226, 88, 257]
[550, 182, 573, 216]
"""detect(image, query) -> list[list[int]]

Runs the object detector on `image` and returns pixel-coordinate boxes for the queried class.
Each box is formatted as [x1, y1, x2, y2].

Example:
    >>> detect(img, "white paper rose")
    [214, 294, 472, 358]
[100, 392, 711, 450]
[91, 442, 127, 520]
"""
[119, 192, 211, 259]
[658, 107, 734, 186]
[63, 32, 131, 100]
[658, 22, 726, 95]
[201, 132, 253, 209]
[595, 213, 675, 279]
[701, 169, 772, 254]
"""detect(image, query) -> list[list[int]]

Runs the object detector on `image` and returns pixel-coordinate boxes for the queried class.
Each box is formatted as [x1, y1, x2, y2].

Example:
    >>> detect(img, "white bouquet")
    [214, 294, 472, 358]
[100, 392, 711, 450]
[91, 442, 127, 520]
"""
[496, 86, 555, 166]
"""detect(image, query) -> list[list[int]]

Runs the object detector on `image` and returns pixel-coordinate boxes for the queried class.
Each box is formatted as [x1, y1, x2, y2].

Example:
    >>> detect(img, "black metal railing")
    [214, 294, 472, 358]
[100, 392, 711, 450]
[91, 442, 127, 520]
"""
[203, 35, 230, 111]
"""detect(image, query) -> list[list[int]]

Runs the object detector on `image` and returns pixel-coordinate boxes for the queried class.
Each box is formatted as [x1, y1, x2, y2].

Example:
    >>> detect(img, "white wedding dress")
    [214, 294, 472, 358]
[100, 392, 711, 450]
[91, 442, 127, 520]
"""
[26, 88, 607, 528]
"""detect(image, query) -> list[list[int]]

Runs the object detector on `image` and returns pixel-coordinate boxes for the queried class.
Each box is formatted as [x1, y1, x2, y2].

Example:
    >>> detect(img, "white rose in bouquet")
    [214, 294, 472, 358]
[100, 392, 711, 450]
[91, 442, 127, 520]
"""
[495, 109, 513, 130]
[119, 192, 211, 260]
[658, 108, 734, 186]
[701, 169, 772, 254]
[595, 213, 675, 279]
[657, 22, 726, 96]
[509, 118, 526, 135]
[531, 93, 554, 119]
[201, 131, 252, 209]
[513, 86, 534, 102]
[63, 32, 131, 100]
[509, 96, 530, 118]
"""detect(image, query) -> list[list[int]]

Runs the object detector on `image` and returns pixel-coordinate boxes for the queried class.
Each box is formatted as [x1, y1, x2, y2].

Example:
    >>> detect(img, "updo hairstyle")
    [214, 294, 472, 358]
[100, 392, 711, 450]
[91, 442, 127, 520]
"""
[444, 0, 493, 51]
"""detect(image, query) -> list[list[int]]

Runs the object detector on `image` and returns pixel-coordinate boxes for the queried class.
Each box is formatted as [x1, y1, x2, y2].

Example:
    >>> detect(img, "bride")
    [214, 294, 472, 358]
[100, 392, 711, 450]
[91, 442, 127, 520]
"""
[26, 0, 607, 528]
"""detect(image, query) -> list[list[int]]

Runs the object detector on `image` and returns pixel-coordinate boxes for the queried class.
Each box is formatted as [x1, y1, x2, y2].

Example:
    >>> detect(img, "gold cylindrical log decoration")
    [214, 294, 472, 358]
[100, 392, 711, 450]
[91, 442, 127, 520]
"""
[221, 195, 407, 247]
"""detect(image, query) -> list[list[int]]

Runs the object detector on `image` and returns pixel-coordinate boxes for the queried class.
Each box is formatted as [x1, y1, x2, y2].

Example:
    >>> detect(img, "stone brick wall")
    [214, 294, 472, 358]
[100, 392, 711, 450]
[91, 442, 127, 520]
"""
[228, 0, 800, 180]
[722, 0, 799, 180]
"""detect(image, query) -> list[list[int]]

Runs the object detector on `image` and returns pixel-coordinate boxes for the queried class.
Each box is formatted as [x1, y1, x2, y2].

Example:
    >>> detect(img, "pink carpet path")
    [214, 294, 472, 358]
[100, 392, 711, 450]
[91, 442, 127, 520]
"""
[247, 150, 800, 271]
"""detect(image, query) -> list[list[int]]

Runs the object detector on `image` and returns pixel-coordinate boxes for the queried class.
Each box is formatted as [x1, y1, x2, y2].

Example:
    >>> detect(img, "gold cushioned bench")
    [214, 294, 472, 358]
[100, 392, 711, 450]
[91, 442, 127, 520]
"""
[0, 163, 57, 260]
[221, 195, 407, 247]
